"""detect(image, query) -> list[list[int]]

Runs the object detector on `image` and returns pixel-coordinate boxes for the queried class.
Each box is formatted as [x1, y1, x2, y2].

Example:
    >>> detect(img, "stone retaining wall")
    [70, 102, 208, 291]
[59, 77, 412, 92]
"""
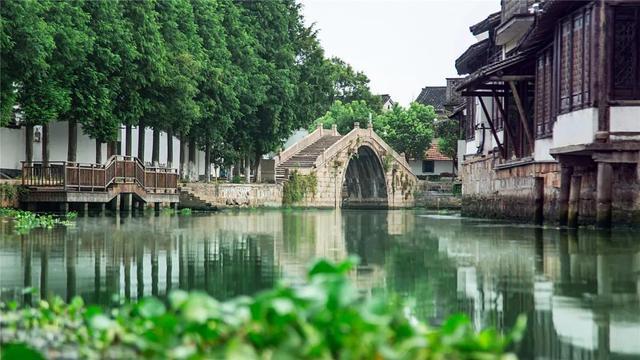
[182, 183, 282, 208]
[460, 156, 561, 222]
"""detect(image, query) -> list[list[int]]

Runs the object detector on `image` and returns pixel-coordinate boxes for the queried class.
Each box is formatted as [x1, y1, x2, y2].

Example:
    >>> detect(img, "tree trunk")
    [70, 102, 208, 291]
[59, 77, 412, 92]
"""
[42, 123, 50, 167]
[179, 133, 187, 179]
[244, 154, 251, 184]
[152, 128, 160, 166]
[25, 124, 33, 165]
[68, 119, 77, 162]
[253, 153, 262, 183]
[188, 137, 196, 181]
[95, 139, 102, 164]
[167, 129, 173, 168]
[204, 141, 211, 182]
[137, 120, 145, 162]
[125, 124, 132, 156]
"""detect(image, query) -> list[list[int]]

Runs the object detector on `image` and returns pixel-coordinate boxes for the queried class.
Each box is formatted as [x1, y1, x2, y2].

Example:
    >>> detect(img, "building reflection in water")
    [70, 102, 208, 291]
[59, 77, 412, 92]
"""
[0, 210, 638, 358]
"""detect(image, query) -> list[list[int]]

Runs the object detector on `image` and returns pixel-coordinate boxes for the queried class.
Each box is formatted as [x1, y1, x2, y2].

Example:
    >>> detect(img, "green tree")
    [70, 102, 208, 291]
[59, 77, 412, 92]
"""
[312, 100, 378, 135]
[65, 0, 135, 162]
[328, 57, 382, 112]
[376, 103, 436, 160]
[435, 118, 460, 171]
[122, 0, 168, 163]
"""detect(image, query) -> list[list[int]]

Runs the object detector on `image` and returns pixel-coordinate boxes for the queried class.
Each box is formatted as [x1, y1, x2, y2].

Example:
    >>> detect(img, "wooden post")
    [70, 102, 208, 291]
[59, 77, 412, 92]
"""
[82, 203, 89, 216]
[99, 203, 106, 216]
[568, 175, 582, 228]
[492, 91, 517, 158]
[508, 81, 535, 155]
[533, 176, 544, 225]
[558, 165, 573, 226]
[478, 97, 506, 158]
[596, 162, 612, 228]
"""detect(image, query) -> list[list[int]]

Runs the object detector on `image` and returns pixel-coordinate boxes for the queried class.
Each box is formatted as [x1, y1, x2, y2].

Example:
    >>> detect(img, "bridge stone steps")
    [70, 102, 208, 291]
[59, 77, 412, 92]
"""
[276, 135, 342, 183]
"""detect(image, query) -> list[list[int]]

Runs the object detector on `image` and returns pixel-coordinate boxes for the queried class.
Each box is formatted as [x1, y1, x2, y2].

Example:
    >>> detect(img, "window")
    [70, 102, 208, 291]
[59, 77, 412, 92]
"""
[612, 6, 640, 100]
[422, 160, 435, 173]
[465, 97, 475, 140]
[535, 47, 553, 138]
[557, 6, 593, 113]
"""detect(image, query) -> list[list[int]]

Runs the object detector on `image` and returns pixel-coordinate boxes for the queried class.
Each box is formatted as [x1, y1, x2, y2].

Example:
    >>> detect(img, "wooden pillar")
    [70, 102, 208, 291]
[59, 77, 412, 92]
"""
[568, 175, 582, 228]
[60, 202, 69, 213]
[596, 162, 613, 228]
[558, 165, 573, 226]
[533, 177, 544, 225]
[82, 203, 89, 216]
[154, 202, 160, 212]
[99, 203, 106, 216]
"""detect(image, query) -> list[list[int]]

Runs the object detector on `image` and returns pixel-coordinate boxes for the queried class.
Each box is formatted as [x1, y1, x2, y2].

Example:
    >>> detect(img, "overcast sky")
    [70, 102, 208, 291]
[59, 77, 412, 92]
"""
[301, 0, 500, 105]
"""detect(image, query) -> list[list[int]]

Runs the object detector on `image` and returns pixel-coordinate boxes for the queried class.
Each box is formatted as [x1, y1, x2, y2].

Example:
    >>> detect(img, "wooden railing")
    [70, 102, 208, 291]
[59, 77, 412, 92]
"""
[22, 156, 178, 194]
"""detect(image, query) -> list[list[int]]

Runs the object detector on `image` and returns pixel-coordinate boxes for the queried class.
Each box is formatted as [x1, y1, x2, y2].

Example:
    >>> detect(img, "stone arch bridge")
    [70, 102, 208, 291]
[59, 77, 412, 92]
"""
[274, 122, 417, 208]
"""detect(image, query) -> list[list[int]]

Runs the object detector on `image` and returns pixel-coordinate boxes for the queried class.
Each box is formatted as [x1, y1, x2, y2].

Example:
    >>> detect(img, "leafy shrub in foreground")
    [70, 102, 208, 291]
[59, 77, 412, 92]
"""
[0, 258, 525, 359]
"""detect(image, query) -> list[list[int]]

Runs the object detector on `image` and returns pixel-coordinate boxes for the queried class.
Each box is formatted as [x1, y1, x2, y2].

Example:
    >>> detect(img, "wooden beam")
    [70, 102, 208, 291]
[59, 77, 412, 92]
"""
[478, 97, 506, 158]
[492, 90, 517, 158]
[461, 91, 507, 97]
[508, 81, 535, 155]
[490, 75, 535, 81]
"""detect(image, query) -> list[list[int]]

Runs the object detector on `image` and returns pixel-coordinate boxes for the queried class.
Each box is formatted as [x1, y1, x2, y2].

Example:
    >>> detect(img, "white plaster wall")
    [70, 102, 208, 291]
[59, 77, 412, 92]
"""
[409, 159, 454, 176]
[534, 138, 555, 162]
[465, 140, 477, 156]
[552, 107, 597, 148]
[610, 106, 640, 132]
[0, 127, 25, 170]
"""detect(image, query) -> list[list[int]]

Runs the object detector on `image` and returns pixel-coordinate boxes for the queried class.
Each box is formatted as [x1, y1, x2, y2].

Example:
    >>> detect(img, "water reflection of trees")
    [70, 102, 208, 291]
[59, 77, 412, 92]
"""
[0, 214, 278, 306]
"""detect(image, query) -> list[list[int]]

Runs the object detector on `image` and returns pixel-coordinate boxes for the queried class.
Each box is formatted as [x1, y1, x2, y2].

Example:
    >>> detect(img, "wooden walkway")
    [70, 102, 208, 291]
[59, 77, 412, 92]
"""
[21, 156, 179, 207]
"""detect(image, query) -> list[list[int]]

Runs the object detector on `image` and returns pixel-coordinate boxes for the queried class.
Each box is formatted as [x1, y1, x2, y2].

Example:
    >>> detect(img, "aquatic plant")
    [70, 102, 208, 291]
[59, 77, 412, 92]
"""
[0, 208, 75, 234]
[179, 208, 192, 216]
[0, 258, 525, 359]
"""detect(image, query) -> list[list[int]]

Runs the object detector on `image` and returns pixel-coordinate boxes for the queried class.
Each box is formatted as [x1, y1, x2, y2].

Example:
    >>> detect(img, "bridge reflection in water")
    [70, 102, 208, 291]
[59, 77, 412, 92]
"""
[0, 210, 639, 359]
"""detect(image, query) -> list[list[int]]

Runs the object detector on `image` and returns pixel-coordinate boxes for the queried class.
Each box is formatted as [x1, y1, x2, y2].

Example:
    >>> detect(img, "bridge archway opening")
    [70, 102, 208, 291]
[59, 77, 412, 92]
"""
[341, 146, 388, 208]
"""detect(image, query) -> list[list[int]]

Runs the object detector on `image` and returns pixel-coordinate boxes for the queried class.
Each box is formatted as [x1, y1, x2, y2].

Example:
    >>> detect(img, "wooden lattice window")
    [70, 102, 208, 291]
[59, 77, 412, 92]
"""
[535, 47, 553, 138]
[612, 6, 640, 100]
[465, 97, 475, 140]
[557, 6, 593, 114]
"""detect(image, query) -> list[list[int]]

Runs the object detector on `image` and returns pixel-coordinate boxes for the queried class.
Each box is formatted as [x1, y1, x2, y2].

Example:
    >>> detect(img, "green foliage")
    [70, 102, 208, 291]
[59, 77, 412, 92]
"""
[0, 209, 74, 234]
[328, 58, 382, 112]
[312, 100, 378, 135]
[0, 258, 525, 359]
[179, 208, 192, 216]
[376, 103, 436, 160]
[435, 117, 460, 167]
[283, 171, 317, 205]
[0, 184, 17, 201]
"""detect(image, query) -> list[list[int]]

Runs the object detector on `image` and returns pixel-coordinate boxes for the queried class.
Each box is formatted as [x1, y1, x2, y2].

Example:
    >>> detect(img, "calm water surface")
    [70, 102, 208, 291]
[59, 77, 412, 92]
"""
[1, 209, 639, 359]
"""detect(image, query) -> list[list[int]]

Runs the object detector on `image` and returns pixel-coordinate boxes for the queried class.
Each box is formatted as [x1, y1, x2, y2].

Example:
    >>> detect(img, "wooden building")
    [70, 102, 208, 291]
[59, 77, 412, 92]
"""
[454, 0, 640, 227]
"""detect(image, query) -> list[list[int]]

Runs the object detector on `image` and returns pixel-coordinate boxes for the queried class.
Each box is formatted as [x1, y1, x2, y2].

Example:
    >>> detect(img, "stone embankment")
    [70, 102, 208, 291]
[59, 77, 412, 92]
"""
[414, 180, 461, 210]
[179, 183, 282, 209]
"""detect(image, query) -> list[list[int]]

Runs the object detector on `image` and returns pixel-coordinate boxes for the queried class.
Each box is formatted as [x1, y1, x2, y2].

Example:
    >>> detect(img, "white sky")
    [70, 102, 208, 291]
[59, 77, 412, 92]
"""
[301, 0, 501, 105]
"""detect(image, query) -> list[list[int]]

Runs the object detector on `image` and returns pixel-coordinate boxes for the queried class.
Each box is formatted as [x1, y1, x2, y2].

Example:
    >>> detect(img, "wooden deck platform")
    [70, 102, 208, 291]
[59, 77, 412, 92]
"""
[21, 156, 179, 207]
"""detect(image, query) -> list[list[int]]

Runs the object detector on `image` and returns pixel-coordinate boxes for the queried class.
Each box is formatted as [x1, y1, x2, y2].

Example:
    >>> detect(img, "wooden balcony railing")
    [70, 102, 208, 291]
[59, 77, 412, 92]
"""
[22, 156, 178, 194]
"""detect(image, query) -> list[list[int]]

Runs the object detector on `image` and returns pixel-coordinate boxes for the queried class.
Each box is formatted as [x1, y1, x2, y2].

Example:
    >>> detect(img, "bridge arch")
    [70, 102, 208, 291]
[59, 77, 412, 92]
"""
[341, 145, 388, 208]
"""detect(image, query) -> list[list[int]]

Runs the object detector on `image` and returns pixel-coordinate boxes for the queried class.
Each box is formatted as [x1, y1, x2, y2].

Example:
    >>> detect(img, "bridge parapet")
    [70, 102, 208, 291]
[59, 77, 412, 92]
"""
[276, 124, 327, 166]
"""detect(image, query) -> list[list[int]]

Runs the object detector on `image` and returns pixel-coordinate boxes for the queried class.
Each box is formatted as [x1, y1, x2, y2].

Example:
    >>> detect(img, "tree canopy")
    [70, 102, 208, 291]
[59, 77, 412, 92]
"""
[1, 0, 390, 176]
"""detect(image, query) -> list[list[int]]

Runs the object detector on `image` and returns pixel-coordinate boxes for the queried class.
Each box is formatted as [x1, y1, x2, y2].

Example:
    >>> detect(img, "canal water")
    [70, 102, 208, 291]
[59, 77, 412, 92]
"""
[1, 209, 639, 359]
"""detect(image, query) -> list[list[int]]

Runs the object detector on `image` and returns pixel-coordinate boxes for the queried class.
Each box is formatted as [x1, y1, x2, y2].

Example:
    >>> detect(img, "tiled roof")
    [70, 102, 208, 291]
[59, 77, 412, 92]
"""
[424, 139, 451, 161]
[380, 94, 392, 104]
[415, 86, 446, 112]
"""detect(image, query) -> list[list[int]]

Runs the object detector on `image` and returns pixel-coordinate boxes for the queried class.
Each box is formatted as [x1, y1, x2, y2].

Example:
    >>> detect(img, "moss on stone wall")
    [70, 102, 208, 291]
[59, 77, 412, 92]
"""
[283, 171, 317, 205]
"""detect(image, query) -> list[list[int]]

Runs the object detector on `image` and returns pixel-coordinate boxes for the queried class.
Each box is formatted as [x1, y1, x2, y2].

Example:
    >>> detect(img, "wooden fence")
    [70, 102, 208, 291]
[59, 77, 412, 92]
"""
[22, 156, 178, 193]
